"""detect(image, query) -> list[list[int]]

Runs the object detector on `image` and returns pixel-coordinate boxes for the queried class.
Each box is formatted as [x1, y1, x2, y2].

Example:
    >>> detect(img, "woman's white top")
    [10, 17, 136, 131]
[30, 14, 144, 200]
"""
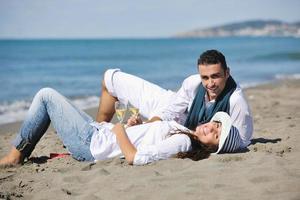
[89, 121, 192, 165]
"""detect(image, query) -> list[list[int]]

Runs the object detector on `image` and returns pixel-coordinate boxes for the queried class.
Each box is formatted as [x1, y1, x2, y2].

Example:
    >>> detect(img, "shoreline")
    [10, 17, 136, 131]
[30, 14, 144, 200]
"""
[0, 76, 299, 132]
[0, 107, 99, 136]
[1, 78, 299, 199]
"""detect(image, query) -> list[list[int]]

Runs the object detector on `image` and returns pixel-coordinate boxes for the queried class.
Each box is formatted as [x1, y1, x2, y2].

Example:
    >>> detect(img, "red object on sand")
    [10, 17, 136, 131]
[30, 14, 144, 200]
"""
[49, 153, 70, 159]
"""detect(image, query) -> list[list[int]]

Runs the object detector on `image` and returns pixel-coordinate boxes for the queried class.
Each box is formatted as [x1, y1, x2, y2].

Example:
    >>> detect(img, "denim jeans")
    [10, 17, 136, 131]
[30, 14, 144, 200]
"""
[12, 88, 95, 161]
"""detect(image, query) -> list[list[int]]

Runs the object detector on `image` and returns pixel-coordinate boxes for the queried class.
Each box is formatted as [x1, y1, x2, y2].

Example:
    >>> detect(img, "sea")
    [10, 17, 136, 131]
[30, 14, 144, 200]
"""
[0, 37, 300, 125]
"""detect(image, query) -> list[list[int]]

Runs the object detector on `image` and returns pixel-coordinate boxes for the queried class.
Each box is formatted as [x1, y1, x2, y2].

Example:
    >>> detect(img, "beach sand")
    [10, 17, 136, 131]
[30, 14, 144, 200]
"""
[0, 79, 299, 200]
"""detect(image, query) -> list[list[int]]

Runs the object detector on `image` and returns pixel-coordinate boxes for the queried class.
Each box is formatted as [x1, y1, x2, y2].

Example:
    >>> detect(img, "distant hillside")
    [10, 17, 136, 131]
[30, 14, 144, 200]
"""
[174, 20, 300, 38]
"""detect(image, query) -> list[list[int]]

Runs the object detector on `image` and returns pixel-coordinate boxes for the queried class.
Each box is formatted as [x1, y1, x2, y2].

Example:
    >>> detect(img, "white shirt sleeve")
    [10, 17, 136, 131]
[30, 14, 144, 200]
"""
[229, 87, 253, 148]
[157, 75, 200, 124]
[133, 134, 192, 165]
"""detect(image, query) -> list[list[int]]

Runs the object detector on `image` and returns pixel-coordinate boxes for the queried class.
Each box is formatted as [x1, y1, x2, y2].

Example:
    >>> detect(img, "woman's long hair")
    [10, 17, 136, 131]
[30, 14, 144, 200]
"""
[171, 129, 218, 161]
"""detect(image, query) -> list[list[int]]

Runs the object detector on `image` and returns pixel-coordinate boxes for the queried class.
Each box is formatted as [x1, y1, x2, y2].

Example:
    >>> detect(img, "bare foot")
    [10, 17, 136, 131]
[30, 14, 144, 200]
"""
[0, 147, 23, 167]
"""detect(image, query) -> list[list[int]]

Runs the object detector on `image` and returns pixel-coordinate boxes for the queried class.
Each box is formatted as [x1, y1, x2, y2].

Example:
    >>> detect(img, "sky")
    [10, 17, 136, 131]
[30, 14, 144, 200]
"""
[0, 0, 299, 39]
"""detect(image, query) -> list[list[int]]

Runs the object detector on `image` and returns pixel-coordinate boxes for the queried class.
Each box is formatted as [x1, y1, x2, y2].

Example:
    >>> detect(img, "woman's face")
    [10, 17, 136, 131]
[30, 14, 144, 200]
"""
[193, 121, 221, 147]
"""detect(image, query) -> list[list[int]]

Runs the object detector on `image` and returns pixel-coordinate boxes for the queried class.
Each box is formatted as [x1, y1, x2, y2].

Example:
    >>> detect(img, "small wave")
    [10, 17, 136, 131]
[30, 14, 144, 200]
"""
[0, 96, 99, 125]
[240, 81, 269, 89]
[252, 52, 300, 61]
[275, 73, 300, 80]
[0, 100, 31, 125]
[240, 73, 300, 89]
[71, 96, 99, 110]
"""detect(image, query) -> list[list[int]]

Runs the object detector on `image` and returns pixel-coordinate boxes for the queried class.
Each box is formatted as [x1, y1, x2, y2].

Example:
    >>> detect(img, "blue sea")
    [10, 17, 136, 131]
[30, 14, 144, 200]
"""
[0, 37, 300, 124]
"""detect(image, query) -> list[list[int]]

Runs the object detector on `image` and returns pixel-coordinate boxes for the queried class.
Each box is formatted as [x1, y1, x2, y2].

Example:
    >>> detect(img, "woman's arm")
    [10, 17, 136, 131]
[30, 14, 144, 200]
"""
[112, 123, 137, 164]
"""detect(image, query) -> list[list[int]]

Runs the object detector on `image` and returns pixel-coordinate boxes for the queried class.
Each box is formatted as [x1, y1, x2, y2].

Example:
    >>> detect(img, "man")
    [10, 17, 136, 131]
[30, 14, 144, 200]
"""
[96, 49, 253, 150]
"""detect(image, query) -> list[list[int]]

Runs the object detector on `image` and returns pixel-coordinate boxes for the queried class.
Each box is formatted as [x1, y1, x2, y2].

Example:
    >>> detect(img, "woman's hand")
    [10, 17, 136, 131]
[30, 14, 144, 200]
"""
[126, 115, 143, 127]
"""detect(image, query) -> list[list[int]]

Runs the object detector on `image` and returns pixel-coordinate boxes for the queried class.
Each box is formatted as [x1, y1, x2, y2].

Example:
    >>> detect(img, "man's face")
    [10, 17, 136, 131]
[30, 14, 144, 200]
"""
[198, 63, 229, 101]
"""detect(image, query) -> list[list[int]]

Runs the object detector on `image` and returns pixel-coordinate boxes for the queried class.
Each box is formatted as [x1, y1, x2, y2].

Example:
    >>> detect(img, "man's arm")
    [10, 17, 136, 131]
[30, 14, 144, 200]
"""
[146, 116, 162, 123]
[155, 75, 200, 123]
[126, 115, 162, 127]
[112, 123, 137, 164]
[126, 75, 200, 127]
[229, 89, 253, 148]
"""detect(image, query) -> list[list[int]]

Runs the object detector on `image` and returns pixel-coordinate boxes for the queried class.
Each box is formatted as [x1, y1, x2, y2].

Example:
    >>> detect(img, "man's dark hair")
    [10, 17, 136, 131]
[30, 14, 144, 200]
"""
[198, 49, 228, 70]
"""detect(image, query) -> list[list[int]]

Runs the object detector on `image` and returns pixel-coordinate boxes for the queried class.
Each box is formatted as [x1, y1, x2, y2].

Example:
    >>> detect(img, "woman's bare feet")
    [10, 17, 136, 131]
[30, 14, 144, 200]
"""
[0, 147, 23, 167]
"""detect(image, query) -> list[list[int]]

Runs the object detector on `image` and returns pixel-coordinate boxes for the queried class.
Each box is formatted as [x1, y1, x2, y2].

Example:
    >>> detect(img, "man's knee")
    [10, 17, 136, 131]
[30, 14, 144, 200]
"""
[102, 68, 121, 96]
[101, 79, 107, 91]
[100, 71, 117, 101]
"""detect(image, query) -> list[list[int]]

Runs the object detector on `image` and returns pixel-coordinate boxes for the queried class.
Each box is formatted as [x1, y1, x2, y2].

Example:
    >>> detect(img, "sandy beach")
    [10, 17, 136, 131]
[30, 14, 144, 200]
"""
[0, 79, 299, 200]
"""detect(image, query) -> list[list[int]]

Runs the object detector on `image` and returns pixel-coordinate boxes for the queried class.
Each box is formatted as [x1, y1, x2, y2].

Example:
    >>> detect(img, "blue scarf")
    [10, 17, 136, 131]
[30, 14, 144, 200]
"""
[184, 76, 237, 130]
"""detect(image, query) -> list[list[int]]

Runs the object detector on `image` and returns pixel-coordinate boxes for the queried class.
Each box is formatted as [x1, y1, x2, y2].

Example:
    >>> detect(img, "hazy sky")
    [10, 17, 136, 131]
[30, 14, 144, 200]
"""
[0, 0, 299, 39]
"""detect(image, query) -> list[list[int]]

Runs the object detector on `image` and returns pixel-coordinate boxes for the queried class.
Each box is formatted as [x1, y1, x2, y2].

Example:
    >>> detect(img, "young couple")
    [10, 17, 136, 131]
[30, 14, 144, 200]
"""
[0, 49, 253, 166]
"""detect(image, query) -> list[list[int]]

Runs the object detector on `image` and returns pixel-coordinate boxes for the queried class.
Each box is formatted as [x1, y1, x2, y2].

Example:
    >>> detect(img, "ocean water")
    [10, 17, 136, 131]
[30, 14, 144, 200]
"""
[0, 37, 300, 124]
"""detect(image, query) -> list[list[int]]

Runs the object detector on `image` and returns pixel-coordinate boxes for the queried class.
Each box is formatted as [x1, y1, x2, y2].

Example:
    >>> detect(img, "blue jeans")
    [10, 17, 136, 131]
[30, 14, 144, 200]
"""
[12, 88, 95, 161]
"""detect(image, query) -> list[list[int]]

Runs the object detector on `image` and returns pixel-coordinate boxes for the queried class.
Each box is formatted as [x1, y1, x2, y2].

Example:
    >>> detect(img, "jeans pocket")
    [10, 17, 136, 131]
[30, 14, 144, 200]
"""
[67, 124, 95, 161]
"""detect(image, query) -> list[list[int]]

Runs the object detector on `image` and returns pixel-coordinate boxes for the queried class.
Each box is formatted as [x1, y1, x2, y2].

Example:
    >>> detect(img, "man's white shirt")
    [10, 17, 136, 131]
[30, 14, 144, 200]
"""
[157, 74, 253, 148]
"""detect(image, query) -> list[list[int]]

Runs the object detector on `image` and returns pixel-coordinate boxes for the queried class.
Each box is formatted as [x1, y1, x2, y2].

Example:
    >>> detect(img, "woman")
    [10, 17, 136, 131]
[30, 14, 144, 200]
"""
[0, 88, 241, 166]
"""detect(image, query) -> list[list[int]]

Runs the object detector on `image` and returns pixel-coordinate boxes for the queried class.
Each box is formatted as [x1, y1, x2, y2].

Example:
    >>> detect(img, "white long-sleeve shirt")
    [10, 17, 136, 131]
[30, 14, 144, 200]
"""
[89, 121, 192, 165]
[157, 74, 253, 148]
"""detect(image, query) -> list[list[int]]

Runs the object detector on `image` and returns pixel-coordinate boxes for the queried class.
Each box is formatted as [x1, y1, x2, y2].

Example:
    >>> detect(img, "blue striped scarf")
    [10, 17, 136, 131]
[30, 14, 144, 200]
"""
[184, 76, 237, 130]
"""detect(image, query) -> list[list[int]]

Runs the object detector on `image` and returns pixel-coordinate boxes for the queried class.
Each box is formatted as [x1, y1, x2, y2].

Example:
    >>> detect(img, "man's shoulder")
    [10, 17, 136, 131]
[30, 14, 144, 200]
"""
[180, 74, 201, 93]
[184, 74, 200, 81]
[182, 74, 201, 85]
[230, 84, 248, 104]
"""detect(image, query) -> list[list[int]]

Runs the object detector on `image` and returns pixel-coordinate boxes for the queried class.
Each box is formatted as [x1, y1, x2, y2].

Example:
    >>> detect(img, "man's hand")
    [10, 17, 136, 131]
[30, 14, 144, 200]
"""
[126, 115, 162, 127]
[147, 116, 162, 123]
